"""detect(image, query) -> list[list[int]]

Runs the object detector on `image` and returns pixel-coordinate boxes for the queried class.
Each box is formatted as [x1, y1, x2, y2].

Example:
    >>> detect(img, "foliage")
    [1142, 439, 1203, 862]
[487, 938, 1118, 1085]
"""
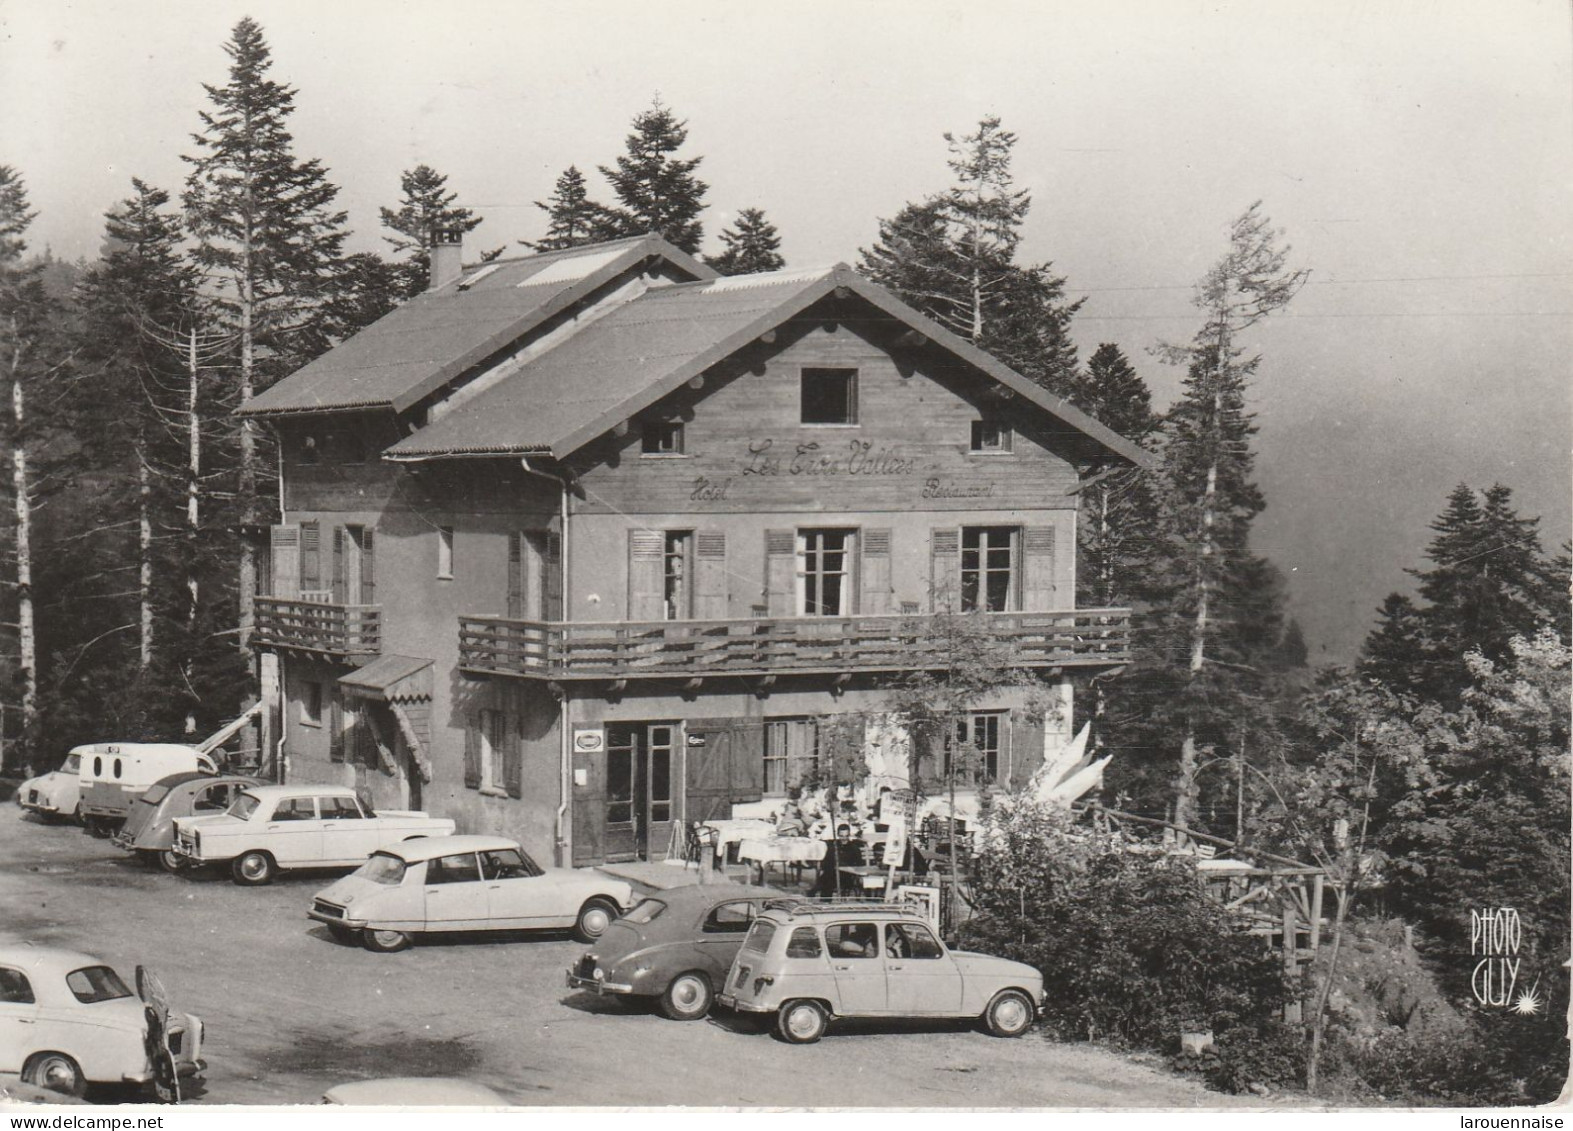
[1173, 1021, 1307, 1094]
[379, 164, 483, 295]
[599, 99, 709, 254]
[708, 208, 785, 275]
[857, 117, 1081, 396]
[960, 799, 1289, 1048]
[529, 166, 621, 252]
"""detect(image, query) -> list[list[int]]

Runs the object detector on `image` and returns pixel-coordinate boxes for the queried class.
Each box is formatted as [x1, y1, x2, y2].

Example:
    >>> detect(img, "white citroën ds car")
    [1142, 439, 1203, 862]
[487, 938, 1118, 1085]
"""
[172, 784, 455, 885]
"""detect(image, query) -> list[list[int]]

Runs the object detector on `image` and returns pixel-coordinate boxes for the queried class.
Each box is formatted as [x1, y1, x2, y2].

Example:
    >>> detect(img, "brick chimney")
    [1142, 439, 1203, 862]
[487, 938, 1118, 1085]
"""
[428, 227, 464, 291]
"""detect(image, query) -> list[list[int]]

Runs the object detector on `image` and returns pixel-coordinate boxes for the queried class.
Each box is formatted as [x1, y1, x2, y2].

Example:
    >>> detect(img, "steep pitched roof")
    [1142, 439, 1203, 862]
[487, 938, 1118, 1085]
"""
[240, 236, 714, 417]
[387, 263, 1154, 468]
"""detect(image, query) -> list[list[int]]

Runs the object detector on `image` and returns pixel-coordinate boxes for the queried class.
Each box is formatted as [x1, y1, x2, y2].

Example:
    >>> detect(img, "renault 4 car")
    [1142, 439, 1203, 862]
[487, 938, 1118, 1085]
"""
[715, 901, 1044, 1044]
[566, 883, 783, 1020]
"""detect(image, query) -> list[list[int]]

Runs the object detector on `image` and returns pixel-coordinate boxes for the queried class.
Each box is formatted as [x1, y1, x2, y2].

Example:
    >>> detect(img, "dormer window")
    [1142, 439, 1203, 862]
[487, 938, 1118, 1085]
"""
[970, 419, 1013, 453]
[641, 421, 684, 455]
[801, 368, 858, 425]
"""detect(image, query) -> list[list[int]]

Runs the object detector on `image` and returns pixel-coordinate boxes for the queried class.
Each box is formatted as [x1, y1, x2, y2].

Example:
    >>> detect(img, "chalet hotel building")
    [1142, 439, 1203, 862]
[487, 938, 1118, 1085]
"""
[241, 235, 1145, 868]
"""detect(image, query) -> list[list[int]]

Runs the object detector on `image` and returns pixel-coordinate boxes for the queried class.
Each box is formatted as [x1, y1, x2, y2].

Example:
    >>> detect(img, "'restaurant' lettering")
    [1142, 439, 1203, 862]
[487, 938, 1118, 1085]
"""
[923, 477, 996, 499]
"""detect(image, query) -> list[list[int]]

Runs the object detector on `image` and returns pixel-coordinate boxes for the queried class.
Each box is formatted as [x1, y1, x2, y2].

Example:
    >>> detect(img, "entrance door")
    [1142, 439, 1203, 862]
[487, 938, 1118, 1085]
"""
[603, 722, 677, 863]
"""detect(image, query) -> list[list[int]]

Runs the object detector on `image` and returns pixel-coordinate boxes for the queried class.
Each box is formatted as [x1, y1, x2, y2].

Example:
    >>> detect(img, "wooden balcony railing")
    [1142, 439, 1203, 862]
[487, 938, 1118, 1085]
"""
[458, 608, 1130, 682]
[254, 596, 382, 658]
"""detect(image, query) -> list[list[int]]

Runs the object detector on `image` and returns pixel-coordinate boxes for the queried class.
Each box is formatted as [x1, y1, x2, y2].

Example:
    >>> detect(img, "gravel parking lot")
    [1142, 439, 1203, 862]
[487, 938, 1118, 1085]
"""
[1, 802, 1251, 1108]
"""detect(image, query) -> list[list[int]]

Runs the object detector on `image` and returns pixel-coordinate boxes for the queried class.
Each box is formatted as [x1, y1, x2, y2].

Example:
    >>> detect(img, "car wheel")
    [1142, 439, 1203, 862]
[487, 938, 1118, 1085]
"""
[660, 972, 714, 1021]
[24, 1052, 87, 1098]
[158, 850, 189, 875]
[363, 928, 411, 953]
[776, 999, 829, 1044]
[573, 897, 619, 943]
[231, 850, 275, 886]
[982, 989, 1035, 1038]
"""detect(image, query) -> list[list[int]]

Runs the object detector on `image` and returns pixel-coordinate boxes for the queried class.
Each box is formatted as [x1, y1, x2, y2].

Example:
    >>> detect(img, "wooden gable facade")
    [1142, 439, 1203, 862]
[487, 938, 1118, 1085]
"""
[244, 241, 1140, 868]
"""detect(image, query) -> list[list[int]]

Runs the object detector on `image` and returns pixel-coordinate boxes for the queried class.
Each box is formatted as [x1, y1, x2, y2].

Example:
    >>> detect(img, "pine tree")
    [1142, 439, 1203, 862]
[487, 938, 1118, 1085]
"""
[528, 166, 619, 252]
[858, 117, 1081, 395]
[599, 99, 709, 253]
[379, 164, 483, 295]
[183, 17, 350, 672]
[1152, 203, 1307, 831]
[1065, 343, 1161, 609]
[708, 208, 784, 275]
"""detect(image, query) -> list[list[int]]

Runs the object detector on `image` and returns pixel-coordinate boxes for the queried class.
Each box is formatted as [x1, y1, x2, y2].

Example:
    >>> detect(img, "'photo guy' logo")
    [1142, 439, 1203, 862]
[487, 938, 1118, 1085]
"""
[1470, 907, 1522, 1008]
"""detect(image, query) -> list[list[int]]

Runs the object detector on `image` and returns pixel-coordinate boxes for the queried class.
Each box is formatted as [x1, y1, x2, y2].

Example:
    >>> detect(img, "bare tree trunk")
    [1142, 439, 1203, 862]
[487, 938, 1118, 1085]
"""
[184, 327, 201, 735]
[9, 353, 35, 728]
[137, 438, 153, 669]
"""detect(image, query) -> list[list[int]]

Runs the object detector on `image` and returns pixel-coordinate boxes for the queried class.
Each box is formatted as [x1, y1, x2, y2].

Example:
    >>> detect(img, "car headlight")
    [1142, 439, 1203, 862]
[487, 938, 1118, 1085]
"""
[593, 967, 605, 981]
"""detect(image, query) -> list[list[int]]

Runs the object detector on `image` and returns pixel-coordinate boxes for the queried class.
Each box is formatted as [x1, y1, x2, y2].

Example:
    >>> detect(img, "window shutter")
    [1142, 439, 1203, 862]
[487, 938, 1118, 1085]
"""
[627, 530, 665, 620]
[727, 719, 765, 803]
[694, 530, 728, 619]
[328, 688, 344, 763]
[507, 532, 523, 619]
[504, 712, 524, 799]
[544, 530, 563, 621]
[331, 526, 347, 604]
[299, 521, 321, 590]
[359, 527, 376, 605]
[1022, 525, 1057, 612]
[764, 529, 796, 616]
[463, 716, 482, 789]
[859, 528, 893, 615]
[930, 528, 960, 611]
[270, 525, 301, 599]
[1007, 711, 1043, 792]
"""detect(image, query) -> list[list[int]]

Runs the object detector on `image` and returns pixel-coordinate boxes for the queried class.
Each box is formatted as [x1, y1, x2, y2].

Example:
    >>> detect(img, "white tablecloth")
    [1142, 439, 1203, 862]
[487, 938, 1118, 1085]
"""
[738, 836, 826, 865]
[701, 819, 778, 856]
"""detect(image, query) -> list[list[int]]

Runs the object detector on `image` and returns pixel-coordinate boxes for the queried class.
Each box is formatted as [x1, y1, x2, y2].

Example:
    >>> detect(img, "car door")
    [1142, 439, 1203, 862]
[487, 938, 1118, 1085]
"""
[882, 921, 962, 1015]
[0, 966, 39, 1073]
[823, 921, 887, 1014]
[477, 849, 547, 929]
[423, 851, 489, 930]
[319, 795, 382, 864]
[263, 795, 324, 864]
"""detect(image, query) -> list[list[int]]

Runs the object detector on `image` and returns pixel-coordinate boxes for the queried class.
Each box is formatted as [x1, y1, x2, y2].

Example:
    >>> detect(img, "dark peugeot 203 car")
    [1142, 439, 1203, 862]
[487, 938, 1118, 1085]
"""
[566, 883, 782, 1020]
[112, 774, 261, 873]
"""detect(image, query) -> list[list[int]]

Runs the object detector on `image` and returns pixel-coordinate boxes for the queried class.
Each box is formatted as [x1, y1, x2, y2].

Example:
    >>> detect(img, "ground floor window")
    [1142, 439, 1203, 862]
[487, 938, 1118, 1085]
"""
[763, 717, 820, 796]
[300, 681, 323, 727]
[951, 711, 1006, 783]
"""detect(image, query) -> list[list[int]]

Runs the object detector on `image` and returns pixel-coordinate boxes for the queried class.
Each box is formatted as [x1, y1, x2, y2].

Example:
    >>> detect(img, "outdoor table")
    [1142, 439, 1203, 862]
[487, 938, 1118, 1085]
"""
[738, 836, 825, 885]
[701, 818, 777, 863]
[835, 864, 890, 897]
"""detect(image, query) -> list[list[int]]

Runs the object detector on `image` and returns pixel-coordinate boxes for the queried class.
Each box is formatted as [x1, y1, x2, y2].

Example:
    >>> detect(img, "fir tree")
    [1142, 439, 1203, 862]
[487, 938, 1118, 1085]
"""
[708, 208, 785, 275]
[183, 16, 350, 676]
[858, 117, 1081, 395]
[528, 166, 619, 252]
[599, 99, 709, 253]
[379, 164, 483, 295]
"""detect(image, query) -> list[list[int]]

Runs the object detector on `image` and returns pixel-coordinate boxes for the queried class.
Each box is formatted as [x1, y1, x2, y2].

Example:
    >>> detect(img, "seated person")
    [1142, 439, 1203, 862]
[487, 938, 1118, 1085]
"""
[775, 799, 807, 838]
[808, 823, 867, 897]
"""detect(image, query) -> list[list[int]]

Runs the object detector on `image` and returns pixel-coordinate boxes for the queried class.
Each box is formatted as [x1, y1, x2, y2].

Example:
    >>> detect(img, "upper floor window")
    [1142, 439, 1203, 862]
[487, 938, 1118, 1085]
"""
[799, 529, 854, 615]
[970, 419, 1013, 453]
[961, 526, 1016, 612]
[801, 368, 858, 425]
[641, 421, 684, 455]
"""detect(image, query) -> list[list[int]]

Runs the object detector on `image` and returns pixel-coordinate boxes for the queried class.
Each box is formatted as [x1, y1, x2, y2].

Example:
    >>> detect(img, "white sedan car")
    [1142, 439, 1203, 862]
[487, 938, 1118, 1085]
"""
[0, 946, 204, 1099]
[308, 835, 634, 951]
[172, 784, 455, 885]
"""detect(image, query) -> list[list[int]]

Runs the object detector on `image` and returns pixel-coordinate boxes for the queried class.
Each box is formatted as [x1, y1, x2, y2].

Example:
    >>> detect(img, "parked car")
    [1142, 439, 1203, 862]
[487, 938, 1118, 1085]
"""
[308, 835, 633, 951]
[16, 753, 83, 823]
[321, 1077, 509, 1105]
[715, 901, 1045, 1044]
[111, 773, 261, 873]
[172, 784, 455, 885]
[566, 882, 785, 1020]
[0, 945, 205, 1099]
[77, 743, 218, 837]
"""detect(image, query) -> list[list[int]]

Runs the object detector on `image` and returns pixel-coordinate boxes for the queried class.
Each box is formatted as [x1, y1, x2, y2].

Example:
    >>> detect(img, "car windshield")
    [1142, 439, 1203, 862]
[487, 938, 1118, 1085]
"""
[621, 898, 667, 925]
[60, 754, 80, 774]
[65, 965, 133, 1004]
[227, 792, 261, 820]
[356, 853, 407, 886]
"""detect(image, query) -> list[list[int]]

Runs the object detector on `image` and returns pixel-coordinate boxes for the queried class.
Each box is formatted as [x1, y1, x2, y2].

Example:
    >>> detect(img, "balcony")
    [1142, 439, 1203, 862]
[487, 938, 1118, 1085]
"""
[254, 596, 382, 659]
[458, 608, 1130, 684]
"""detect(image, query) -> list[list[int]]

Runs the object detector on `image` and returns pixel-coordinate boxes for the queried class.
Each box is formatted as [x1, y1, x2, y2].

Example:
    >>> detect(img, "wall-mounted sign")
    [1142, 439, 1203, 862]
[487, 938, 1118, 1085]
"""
[741, 438, 918, 479]
[686, 734, 707, 747]
[572, 729, 605, 753]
